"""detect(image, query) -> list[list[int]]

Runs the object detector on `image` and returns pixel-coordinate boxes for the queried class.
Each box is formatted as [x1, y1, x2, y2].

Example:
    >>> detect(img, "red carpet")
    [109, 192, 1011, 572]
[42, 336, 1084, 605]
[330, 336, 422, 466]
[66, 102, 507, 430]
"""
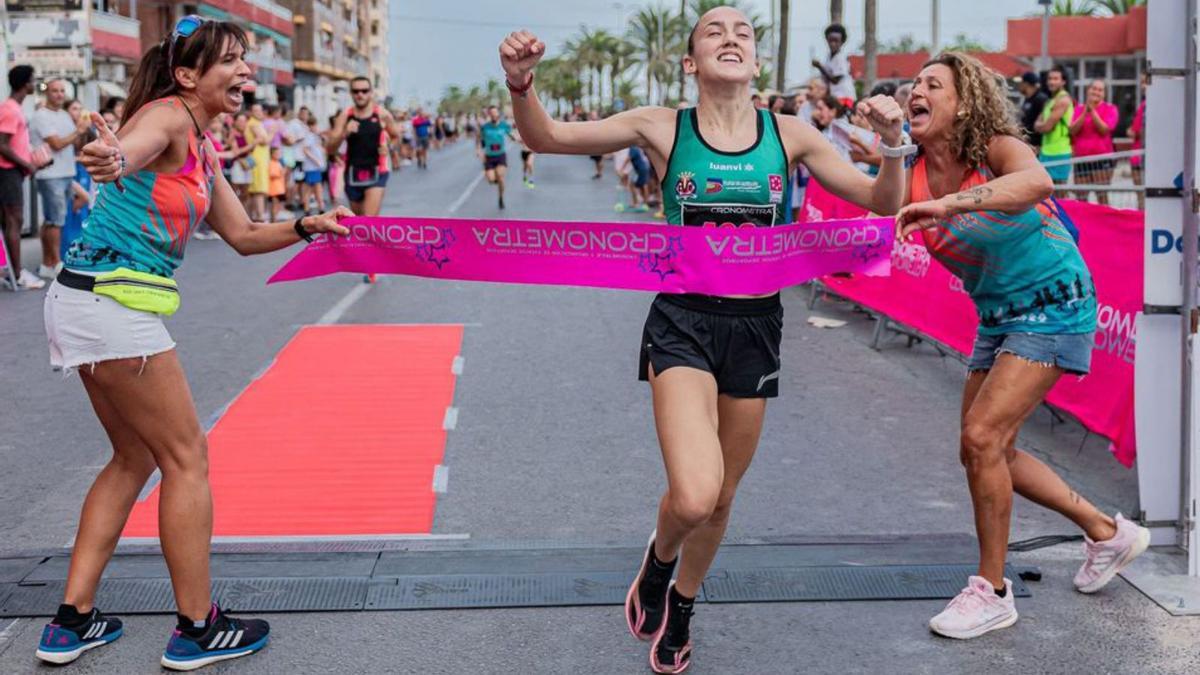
[123, 324, 463, 537]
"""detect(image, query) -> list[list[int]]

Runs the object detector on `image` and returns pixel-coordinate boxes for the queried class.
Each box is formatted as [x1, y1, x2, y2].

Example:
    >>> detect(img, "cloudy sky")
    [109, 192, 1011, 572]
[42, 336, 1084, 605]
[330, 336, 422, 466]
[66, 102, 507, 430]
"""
[388, 0, 1052, 107]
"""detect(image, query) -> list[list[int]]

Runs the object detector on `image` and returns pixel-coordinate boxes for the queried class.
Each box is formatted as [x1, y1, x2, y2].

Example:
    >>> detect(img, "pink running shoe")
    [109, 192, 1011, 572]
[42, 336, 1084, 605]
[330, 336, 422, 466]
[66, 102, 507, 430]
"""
[625, 531, 674, 641]
[1074, 513, 1151, 594]
[649, 581, 693, 674]
[929, 576, 1018, 640]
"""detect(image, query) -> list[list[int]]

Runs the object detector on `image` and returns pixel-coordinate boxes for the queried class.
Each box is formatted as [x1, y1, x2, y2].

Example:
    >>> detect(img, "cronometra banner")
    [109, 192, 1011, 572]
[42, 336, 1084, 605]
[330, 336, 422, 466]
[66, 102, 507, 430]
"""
[269, 215, 895, 296]
[823, 200, 1142, 467]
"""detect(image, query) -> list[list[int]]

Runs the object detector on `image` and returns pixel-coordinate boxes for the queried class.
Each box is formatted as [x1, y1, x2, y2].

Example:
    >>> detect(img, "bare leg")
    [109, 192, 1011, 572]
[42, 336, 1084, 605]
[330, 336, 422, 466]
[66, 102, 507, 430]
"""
[361, 187, 385, 217]
[62, 370, 159, 611]
[41, 224, 62, 268]
[81, 351, 213, 620]
[3, 204, 23, 274]
[674, 395, 765, 597]
[960, 354, 1065, 589]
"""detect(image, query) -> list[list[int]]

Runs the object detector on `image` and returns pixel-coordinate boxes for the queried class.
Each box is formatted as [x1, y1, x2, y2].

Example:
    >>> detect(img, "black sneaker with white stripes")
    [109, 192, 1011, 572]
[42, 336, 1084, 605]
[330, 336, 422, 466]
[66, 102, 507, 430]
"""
[36, 604, 123, 664]
[161, 603, 270, 671]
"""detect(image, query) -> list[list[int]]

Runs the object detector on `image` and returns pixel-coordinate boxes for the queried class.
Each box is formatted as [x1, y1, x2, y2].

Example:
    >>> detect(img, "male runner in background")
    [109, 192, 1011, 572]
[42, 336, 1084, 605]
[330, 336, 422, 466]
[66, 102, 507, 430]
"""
[478, 105, 515, 209]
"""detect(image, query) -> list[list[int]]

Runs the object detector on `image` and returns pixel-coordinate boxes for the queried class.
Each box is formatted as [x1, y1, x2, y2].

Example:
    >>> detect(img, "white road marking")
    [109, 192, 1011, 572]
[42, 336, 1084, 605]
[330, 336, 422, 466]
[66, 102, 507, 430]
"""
[317, 280, 375, 325]
[451, 355, 465, 375]
[443, 407, 459, 431]
[447, 172, 485, 214]
[432, 465, 450, 493]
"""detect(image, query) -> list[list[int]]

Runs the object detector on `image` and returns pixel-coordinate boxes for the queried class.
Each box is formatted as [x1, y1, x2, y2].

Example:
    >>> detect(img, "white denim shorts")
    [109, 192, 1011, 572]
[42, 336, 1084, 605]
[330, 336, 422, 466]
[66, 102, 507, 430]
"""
[44, 277, 176, 372]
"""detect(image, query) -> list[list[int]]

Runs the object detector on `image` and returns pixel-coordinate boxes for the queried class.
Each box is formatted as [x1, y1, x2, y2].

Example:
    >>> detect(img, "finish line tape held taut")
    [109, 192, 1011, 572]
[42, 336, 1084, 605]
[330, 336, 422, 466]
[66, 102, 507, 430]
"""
[269, 216, 894, 296]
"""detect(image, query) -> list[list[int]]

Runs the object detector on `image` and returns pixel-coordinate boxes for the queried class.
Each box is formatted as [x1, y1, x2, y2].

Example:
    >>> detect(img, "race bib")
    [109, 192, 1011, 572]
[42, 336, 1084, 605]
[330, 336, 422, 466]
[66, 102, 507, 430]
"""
[681, 202, 777, 228]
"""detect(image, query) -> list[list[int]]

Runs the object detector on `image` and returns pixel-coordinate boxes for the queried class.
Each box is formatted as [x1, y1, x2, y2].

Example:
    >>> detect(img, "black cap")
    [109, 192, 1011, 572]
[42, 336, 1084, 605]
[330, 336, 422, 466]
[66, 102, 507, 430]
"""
[1018, 71, 1040, 86]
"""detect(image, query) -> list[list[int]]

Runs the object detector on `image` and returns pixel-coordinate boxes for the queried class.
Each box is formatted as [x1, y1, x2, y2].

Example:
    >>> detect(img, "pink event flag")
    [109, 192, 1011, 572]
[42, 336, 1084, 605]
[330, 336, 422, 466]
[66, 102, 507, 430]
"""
[269, 216, 895, 296]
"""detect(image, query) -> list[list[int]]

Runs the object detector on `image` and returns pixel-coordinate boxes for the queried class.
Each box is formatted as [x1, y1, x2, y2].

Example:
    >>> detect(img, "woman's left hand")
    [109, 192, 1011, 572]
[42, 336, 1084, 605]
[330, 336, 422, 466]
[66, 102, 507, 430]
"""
[856, 95, 905, 148]
[895, 199, 950, 240]
[300, 206, 353, 237]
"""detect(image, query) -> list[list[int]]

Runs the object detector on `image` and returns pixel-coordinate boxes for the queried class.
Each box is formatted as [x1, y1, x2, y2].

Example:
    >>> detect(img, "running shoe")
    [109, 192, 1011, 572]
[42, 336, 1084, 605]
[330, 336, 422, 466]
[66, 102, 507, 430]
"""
[13, 269, 46, 290]
[614, 203, 627, 213]
[498, 196, 505, 210]
[632, 204, 650, 213]
[626, 531, 675, 641]
[649, 582, 693, 674]
[524, 179, 535, 189]
[38, 262, 62, 279]
[1074, 513, 1151, 594]
[929, 576, 1017, 639]
[161, 604, 269, 671]
[35, 605, 123, 665]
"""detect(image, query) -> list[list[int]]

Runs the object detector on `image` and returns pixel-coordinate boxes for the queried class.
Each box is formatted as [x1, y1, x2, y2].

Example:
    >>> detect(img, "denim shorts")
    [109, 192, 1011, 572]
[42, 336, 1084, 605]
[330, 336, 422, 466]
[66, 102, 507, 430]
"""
[967, 331, 1094, 376]
[38, 176, 72, 226]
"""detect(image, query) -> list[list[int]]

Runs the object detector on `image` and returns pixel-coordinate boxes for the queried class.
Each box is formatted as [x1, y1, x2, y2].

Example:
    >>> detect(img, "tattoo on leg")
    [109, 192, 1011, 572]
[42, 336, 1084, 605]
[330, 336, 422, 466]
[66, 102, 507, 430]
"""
[954, 186, 994, 205]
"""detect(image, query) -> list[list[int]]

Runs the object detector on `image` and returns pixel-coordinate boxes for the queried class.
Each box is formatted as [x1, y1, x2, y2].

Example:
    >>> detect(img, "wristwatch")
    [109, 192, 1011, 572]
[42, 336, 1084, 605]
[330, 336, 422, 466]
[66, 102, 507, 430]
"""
[879, 141, 918, 159]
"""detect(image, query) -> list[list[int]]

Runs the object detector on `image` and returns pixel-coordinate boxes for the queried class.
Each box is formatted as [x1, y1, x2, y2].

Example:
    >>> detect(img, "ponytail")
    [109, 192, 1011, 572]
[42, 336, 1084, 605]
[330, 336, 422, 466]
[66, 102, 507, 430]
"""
[122, 42, 176, 127]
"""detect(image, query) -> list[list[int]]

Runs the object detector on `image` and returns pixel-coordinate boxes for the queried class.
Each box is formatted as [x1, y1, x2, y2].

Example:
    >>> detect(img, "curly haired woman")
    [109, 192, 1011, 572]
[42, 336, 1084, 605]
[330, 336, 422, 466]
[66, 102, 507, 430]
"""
[895, 52, 1150, 640]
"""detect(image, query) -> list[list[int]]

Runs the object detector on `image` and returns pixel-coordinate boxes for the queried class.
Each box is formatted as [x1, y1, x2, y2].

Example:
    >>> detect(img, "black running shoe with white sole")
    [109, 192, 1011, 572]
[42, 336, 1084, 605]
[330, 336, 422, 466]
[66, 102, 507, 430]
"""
[626, 531, 676, 641]
[650, 583, 694, 674]
[161, 604, 270, 671]
[36, 605, 123, 665]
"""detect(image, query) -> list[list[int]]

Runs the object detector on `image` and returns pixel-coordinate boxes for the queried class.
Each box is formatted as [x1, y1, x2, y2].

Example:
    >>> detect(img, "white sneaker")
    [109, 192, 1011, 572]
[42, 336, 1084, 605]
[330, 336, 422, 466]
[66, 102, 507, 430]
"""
[16, 269, 46, 290]
[37, 262, 62, 279]
[1074, 513, 1151, 594]
[929, 576, 1018, 639]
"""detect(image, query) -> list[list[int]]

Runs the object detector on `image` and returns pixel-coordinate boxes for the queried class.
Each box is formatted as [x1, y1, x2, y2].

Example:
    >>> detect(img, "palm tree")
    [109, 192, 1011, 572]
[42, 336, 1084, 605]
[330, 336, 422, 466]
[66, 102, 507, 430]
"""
[863, 0, 877, 91]
[484, 78, 504, 106]
[775, 0, 789, 91]
[1052, 0, 1097, 16]
[628, 5, 680, 105]
[830, 0, 843, 24]
[608, 38, 637, 111]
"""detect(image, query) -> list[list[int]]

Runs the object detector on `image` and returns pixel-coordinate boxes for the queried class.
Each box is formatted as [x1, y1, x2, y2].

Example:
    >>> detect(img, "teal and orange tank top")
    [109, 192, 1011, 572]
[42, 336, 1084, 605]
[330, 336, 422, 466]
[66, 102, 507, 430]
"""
[66, 97, 217, 279]
[661, 107, 791, 228]
[910, 155, 1096, 335]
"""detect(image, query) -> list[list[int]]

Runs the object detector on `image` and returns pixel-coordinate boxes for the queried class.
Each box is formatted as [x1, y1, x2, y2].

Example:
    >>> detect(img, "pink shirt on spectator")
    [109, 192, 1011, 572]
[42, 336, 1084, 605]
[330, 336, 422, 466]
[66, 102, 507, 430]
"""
[0, 98, 31, 169]
[1070, 101, 1119, 157]
[1130, 101, 1146, 167]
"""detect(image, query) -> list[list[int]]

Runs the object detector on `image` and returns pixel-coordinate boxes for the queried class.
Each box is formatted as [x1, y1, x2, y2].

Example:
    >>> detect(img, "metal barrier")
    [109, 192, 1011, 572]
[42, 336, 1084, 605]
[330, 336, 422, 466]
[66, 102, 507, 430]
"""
[1039, 149, 1146, 210]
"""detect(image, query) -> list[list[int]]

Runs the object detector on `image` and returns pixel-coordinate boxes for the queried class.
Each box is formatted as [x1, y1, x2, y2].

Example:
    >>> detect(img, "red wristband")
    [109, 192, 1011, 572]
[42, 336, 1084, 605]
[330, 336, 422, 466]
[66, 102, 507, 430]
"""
[506, 73, 533, 98]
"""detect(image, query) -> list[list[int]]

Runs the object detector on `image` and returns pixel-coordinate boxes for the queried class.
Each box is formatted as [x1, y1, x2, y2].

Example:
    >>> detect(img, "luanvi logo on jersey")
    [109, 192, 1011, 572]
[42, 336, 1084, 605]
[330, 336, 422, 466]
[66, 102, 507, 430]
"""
[675, 171, 697, 198]
[707, 161, 755, 172]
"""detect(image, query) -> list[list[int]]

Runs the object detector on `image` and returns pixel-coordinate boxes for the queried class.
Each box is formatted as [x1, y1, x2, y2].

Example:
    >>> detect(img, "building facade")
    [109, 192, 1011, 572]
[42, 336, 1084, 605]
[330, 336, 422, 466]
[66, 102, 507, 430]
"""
[366, 0, 387, 100]
[284, 0, 370, 121]
[1, 0, 141, 109]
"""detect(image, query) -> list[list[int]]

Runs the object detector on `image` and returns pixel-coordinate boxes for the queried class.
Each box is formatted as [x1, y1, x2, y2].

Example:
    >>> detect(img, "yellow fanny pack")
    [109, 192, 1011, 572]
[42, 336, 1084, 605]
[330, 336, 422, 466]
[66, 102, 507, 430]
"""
[91, 268, 181, 316]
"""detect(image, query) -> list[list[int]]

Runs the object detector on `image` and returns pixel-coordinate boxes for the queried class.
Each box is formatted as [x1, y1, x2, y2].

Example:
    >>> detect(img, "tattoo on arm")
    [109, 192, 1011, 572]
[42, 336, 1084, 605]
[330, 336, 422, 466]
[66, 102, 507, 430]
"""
[954, 186, 994, 205]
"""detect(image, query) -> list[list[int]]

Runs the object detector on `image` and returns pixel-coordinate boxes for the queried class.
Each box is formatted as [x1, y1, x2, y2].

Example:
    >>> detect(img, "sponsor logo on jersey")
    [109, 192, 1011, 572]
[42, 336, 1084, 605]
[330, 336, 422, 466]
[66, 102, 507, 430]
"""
[705, 177, 723, 194]
[768, 173, 784, 204]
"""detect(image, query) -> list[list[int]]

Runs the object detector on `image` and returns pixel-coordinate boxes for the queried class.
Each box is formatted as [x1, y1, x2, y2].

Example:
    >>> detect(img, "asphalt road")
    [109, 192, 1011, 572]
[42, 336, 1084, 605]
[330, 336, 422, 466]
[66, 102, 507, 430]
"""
[0, 139, 1194, 674]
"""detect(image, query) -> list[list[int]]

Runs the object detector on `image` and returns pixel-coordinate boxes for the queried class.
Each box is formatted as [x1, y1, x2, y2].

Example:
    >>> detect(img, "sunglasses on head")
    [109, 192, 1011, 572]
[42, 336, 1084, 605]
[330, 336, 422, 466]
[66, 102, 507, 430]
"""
[167, 15, 210, 74]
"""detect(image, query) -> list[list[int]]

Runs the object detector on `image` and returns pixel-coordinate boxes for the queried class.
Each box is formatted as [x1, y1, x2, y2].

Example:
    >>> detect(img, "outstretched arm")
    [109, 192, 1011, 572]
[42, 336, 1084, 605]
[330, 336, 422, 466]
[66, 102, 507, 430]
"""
[784, 96, 907, 216]
[500, 30, 668, 157]
[895, 135, 1054, 238]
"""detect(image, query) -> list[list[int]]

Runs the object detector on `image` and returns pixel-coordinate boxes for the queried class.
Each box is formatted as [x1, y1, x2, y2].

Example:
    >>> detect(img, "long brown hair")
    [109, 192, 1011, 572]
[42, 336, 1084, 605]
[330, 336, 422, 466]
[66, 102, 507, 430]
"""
[122, 20, 248, 127]
[921, 52, 1024, 168]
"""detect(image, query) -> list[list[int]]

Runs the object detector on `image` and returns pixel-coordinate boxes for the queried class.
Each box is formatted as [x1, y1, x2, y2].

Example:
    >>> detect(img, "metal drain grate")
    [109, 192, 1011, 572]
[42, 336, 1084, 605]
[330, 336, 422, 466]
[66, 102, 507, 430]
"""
[0, 537, 1040, 617]
[702, 564, 1032, 603]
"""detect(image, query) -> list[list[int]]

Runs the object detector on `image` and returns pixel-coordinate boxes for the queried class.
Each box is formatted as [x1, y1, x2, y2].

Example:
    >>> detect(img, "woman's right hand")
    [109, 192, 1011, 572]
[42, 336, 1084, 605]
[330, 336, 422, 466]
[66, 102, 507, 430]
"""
[79, 112, 123, 183]
[499, 30, 545, 87]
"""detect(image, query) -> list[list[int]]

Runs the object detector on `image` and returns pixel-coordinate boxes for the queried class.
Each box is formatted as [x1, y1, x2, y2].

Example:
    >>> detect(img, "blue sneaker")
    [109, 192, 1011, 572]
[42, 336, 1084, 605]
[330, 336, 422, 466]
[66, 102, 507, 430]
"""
[161, 604, 269, 671]
[35, 605, 123, 665]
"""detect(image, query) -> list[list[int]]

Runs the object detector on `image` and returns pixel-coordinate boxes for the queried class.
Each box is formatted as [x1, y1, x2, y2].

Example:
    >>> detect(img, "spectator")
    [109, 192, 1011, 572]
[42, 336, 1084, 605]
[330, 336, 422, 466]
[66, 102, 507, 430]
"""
[1069, 79, 1119, 205]
[100, 110, 119, 133]
[0, 65, 45, 290]
[412, 107, 432, 169]
[267, 146, 287, 220]
[751, 92, 765, 109]
[894, 82, 913, 134]
[1034, 64, 1073, 185]
[101, 96, 125, 123]
[30, 78, 91, 278]
[1130, 72, 1147, 210]
[61, 99, 94, 255]
[247, 103, 270, 220]
[768, 94, 785, 113]
[283, 106, 310, 209]
[1015, 71, 1048, 148]
[228, 112, 254, 208]
[300, 115, 327, 214]
[798, 77, 828, 126]
[814, 24, 856, 107]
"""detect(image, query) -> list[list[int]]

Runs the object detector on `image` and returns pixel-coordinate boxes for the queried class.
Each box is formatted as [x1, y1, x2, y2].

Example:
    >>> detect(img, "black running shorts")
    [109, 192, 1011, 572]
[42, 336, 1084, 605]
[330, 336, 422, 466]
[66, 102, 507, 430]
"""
[639, 293, 783, 398]
[484, 154, 507, 170]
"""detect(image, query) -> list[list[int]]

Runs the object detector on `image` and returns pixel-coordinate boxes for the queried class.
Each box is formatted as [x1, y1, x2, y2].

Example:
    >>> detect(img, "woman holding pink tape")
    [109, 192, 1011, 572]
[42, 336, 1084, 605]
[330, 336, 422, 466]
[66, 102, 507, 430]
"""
[502, 6, 909, 672]
[895, 52, 1149, 641]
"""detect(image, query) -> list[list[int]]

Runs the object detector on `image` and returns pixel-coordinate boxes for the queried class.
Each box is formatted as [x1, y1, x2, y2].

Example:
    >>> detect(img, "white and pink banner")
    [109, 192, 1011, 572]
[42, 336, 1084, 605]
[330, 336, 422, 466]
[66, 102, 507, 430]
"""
[820, 198, 1143, 467]
[269, 215, 895, 296]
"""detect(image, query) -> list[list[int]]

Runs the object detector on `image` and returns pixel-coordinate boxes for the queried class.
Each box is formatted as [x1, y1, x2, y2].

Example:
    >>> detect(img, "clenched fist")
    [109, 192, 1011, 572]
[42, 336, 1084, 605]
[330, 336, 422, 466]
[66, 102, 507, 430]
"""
[855, 95, 904, 148]
[499, 31, 545, 87]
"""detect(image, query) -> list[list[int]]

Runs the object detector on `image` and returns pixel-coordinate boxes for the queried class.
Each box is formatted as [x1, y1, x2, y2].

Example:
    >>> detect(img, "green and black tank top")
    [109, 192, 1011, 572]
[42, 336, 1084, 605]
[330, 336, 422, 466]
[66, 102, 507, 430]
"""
[661, 107, 792, 228]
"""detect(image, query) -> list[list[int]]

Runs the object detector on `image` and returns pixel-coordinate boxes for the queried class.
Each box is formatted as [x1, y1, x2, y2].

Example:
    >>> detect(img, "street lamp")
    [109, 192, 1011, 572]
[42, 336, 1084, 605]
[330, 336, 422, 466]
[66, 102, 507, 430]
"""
[1037, 0, 1052, 72]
